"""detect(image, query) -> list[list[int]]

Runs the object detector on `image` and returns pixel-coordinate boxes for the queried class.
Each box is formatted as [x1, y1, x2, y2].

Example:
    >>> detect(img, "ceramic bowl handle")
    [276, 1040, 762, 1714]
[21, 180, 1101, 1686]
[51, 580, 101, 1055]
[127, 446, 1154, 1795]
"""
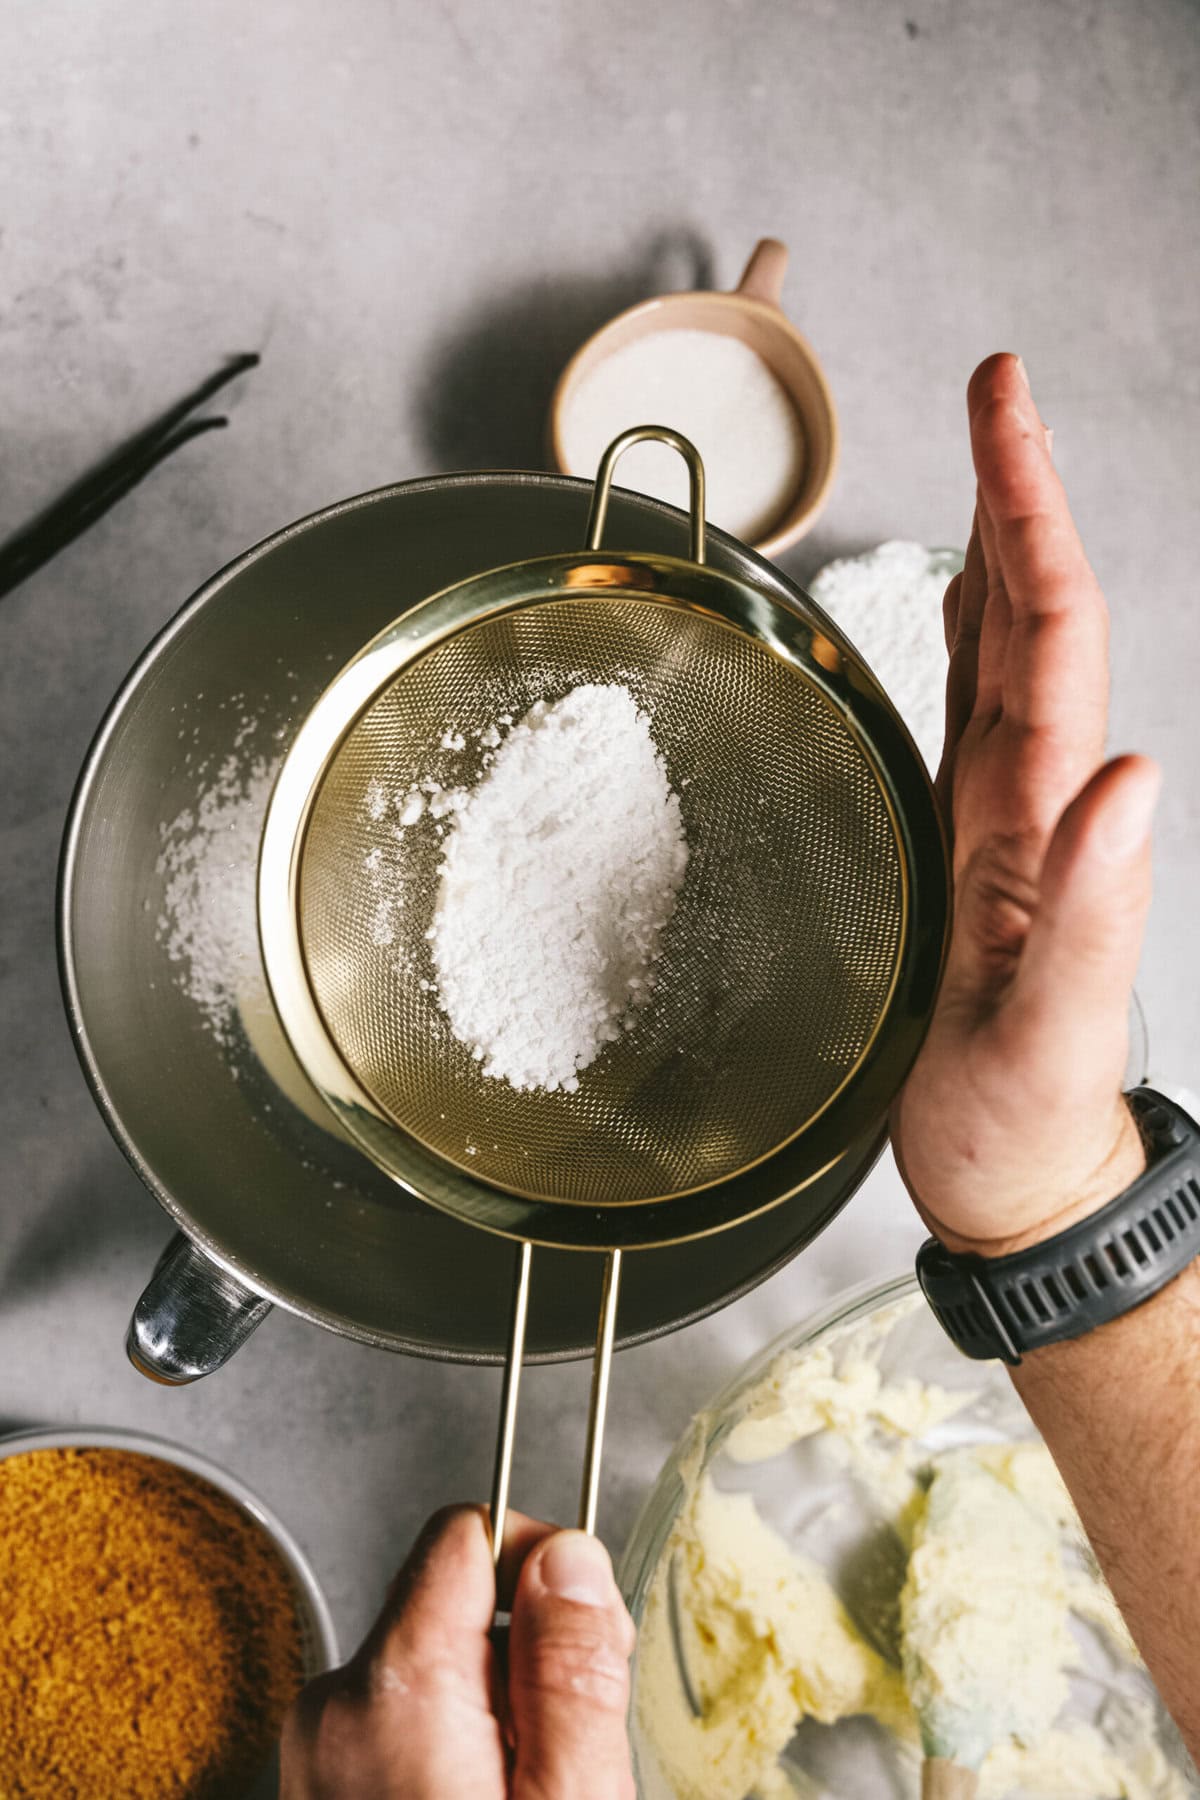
[126, 1232, 272, 1384]
[735, 237, 789, 307]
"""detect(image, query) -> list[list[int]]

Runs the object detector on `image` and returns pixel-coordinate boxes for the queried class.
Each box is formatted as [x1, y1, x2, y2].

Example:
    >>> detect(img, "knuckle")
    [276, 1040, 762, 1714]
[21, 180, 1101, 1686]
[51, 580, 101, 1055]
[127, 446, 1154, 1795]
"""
[958, 837, 1041, 969]
[425, 1500, 477, 1536]
[974, 391, 1023, 438]
[984, 565, 1008, 606]
[405, 1642, 474, 1699]
[516, 1627, 631, 1714]
[382, 1502, 485, 1616]
[400, 1502, 479, 1579]
[364, 1640, 471, 1712]
[942, 572, 962, 622]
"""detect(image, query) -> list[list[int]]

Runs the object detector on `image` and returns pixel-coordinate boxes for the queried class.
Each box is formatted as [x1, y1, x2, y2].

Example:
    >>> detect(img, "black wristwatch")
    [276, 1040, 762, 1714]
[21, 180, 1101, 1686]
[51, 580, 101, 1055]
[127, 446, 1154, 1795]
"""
[916, 1087, 1200, 1365]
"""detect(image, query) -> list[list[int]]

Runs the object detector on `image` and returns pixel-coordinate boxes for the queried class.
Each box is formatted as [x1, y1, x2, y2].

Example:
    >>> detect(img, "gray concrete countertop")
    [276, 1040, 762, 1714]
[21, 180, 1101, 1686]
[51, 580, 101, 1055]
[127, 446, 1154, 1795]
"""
[2, 0, 1198, 1662]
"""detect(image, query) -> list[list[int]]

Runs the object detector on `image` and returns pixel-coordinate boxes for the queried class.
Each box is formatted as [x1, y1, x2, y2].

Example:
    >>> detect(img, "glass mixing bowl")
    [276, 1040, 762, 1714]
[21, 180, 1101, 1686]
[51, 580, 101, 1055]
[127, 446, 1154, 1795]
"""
[618, 1272, 1194, 1800]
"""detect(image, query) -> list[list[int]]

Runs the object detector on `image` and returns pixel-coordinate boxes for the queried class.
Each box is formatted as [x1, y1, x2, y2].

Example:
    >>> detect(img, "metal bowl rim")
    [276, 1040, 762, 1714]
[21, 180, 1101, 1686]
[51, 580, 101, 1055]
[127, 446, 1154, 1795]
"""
[55, 472, 912, 1356]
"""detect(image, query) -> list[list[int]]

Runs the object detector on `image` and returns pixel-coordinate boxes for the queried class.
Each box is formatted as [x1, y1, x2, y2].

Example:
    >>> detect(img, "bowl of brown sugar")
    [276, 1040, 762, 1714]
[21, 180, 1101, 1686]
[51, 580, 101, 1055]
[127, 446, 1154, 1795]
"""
[0, 1426, 337, 1799]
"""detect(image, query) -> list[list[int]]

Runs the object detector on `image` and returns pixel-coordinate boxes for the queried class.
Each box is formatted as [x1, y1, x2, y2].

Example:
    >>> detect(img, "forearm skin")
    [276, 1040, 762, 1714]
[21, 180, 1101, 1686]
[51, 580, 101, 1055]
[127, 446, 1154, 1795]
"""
[1012, 1260, 1200, 1757]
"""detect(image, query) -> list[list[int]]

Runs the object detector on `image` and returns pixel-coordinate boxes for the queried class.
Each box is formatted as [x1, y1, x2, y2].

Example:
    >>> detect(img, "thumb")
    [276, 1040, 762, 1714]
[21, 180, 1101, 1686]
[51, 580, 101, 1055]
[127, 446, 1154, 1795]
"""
[1008, 754, 1159, 1075]
[508, 1530, 637, 1800]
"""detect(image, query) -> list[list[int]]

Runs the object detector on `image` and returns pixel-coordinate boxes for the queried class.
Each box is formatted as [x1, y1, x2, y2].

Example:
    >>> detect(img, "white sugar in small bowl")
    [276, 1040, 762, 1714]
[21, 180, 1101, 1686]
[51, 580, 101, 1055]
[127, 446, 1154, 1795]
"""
[548, 238, 838, 559]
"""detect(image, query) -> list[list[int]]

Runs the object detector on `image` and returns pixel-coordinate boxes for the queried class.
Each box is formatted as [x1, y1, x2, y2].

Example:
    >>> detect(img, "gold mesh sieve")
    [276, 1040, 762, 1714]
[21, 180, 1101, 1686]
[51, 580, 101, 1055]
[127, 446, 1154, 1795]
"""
[258, 428, 949, 1548]
[298, 597, 903, 1208]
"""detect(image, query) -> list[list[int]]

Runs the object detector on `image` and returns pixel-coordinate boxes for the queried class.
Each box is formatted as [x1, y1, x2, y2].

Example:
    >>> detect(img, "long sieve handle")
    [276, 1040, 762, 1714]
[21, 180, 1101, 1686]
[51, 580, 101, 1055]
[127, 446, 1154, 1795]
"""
[490, 1238, 533, 1565]
[579, 1248, 622, 1534]
[585, 428, 707, 565]
[488, 1242, 623, 1560]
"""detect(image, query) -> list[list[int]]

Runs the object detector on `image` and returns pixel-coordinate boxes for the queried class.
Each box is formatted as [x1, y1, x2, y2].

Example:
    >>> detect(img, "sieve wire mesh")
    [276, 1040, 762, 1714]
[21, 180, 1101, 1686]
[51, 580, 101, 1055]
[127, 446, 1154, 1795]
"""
[297, 596, 904, 1208]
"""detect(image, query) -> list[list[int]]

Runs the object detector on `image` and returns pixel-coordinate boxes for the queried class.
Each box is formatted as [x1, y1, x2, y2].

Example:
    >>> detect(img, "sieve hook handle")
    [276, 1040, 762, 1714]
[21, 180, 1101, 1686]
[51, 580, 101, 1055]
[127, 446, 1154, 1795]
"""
[585, 427, 707, 565]
[489, 1244, 624, 1563]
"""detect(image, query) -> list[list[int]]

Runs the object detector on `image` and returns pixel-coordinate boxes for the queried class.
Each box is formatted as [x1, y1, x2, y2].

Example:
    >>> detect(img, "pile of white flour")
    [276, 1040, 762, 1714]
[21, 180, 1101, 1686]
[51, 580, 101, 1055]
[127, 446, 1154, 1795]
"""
[426, 683, 688, 1093]
[808, 541, 960, 775]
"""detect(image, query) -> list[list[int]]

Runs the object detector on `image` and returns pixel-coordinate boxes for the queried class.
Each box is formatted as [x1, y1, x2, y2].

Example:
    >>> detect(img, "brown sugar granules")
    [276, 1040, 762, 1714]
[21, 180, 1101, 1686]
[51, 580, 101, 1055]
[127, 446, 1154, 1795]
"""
[0, 1446, 308, 1798]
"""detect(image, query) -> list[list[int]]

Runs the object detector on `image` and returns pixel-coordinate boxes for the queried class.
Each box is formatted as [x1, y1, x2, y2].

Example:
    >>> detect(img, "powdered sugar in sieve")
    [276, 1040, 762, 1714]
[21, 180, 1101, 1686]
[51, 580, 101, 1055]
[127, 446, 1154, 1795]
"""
[373, 683, 689, 1094]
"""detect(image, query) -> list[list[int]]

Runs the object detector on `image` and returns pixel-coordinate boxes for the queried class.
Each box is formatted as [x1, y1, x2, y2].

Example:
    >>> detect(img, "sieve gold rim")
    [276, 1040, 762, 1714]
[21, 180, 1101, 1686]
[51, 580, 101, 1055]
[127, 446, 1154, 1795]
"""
[258, 549, 949, 1251]
[301, 594, 908, 1211]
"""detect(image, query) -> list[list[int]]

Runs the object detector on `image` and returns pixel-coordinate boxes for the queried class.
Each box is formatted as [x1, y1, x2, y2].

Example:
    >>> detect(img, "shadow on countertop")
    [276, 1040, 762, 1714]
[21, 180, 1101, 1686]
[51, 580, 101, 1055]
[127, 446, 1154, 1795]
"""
[416, 227, 715, 474]
[0, 1416, 44, 1439]
[416, 244, 884, 601]
[0, 1149, 170, 1312]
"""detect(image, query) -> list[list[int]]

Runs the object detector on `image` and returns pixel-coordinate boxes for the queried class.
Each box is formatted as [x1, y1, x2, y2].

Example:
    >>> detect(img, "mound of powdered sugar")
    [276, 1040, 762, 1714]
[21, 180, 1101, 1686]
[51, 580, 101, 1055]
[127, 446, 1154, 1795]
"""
[427, 683, 688, 1093]
[808, 541, 961, 775]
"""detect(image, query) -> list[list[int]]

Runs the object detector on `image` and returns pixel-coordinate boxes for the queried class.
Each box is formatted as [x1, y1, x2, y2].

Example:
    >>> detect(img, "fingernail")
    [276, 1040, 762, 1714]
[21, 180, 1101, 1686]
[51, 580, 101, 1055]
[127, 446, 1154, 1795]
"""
[1014, 354, 1031, 393]
[538, 1532, 616, 1606]
[1097, 763, 1161, 862]
[1044, 424, 1054, 457]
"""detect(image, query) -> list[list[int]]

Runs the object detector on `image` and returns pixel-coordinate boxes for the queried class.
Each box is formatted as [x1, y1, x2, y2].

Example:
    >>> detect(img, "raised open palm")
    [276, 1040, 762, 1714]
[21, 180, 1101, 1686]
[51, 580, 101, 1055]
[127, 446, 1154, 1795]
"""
[892, 354, 1159, 1254]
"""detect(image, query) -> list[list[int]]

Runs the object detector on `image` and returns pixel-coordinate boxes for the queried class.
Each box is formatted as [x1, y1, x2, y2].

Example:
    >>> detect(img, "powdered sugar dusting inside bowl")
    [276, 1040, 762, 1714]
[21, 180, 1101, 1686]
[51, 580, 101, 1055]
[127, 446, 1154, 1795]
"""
[156, 746, 282, 1046]
[157, 678, 689, 1097]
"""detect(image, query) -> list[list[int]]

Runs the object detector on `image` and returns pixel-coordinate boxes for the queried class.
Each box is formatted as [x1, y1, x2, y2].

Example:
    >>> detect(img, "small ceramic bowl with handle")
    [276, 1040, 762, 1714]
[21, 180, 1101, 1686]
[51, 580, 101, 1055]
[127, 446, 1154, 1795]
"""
[548, 236, 839, 558]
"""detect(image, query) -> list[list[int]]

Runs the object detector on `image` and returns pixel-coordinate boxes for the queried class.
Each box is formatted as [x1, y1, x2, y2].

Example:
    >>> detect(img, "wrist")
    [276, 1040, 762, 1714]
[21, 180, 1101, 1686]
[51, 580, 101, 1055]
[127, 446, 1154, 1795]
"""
[921, 1099, 1147, 1259]
[1013, 1255, 1200, 1379]
[917, 1090, 1200, 1367]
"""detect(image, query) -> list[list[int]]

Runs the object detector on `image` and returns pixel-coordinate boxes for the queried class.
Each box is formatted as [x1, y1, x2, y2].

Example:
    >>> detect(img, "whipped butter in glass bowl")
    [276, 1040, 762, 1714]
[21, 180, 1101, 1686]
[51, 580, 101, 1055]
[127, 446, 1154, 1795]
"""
[619, 1274, 1195, 1800]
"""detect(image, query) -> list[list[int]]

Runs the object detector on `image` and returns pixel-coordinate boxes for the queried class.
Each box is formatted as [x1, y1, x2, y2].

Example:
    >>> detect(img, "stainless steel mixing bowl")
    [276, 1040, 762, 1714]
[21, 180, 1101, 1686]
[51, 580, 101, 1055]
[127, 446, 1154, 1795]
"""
[59, 475, 919, 1381]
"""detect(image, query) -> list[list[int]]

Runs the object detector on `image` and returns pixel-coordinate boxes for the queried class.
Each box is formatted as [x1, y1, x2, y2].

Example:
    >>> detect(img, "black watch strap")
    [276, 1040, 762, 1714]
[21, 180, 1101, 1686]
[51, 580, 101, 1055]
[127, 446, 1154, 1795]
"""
[916, 1087, 1200, 1365]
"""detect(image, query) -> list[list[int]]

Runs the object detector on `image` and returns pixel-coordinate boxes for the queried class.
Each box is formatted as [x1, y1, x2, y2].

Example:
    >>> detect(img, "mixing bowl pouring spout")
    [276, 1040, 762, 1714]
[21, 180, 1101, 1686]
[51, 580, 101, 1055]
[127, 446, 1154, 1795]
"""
[127, 1233, 273, 1384]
